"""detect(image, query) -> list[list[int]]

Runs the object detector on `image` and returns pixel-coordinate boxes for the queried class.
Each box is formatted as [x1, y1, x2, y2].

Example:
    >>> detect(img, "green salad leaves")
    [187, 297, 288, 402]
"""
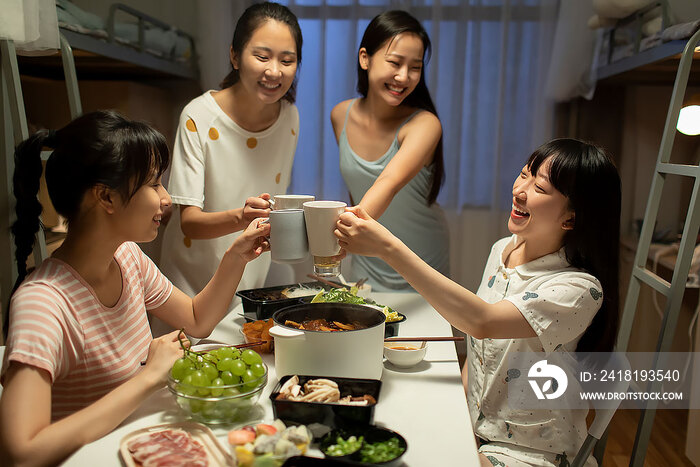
[309, 288, 401, 322]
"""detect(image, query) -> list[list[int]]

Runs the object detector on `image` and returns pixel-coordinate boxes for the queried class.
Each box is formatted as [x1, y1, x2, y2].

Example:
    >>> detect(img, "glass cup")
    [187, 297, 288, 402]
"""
[312, 255, 342, 277]
[302, 201, 347, 277]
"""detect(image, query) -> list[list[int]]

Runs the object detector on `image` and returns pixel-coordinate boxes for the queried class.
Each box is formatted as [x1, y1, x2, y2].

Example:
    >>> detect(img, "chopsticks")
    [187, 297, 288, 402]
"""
[228, 341, 269, 349]
[140, 341, 268, 365]
[384, 336, 465, 342]
[307, 274, 345, 289]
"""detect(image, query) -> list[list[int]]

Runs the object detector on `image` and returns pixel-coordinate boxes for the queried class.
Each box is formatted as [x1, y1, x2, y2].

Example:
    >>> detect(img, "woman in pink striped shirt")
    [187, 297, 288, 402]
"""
[0, 110, 271, 465]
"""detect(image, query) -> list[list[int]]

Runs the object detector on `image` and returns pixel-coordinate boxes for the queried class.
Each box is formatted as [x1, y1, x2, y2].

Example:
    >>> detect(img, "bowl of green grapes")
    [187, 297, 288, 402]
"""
[168, 343, 268, 424]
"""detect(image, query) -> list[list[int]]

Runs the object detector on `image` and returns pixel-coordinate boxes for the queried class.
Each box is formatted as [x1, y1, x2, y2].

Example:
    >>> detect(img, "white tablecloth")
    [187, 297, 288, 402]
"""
[3, 292, 479, 466]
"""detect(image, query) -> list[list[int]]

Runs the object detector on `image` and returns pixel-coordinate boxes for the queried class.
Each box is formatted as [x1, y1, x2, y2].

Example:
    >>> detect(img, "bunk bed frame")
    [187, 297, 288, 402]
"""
[20, 4, 198, 81]
[0, 4, 199, 339]
[598, 0, 672, 79]
[595, 0, 699, 82]
[598, 39, 692, 81]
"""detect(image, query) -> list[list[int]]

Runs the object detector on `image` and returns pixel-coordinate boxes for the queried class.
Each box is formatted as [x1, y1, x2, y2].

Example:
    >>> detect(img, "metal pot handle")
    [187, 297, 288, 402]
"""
[269, 325, 306, 340]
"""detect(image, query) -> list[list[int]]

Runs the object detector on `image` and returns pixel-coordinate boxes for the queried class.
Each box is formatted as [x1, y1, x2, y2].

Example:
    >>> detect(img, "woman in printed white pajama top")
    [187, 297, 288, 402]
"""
[334, 139, 621, 466]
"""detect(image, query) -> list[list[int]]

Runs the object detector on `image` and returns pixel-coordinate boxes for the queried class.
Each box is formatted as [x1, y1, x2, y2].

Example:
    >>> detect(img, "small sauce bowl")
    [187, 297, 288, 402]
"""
[383, 341, 426, 367]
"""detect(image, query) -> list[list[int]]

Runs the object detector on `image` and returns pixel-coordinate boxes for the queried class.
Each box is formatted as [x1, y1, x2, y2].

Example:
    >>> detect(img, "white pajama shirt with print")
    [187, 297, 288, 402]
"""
[468, 235, 602, 467]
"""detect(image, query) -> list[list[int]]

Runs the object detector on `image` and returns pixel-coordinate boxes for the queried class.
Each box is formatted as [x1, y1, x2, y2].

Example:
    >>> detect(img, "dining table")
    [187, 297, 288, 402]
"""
[0, 291, 480, 466]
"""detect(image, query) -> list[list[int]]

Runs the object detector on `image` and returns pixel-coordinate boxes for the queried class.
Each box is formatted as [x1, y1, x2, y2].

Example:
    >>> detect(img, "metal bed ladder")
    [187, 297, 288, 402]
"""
[0, 35, 82, 334]
[616, 27, 700, 467]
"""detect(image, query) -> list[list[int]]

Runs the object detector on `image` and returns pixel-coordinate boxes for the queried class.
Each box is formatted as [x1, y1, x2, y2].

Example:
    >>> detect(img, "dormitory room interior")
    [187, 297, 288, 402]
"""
[2, 1, 700, 466]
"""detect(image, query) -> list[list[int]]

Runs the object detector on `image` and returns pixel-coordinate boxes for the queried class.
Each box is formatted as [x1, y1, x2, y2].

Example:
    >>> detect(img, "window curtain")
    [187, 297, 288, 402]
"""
[0, 0, 59, 54]
[197, 0, 559, 290]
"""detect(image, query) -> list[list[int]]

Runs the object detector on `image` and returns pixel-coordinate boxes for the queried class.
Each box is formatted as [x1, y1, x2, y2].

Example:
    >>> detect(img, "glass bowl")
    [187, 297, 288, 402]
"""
[167, 362, 268, 425]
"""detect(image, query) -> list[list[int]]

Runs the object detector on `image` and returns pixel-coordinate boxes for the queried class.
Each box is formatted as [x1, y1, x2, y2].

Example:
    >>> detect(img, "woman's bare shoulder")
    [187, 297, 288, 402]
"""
[330, 99, 357, 138]
[331, 99, 355, 124]
[401, 109, 442, 138]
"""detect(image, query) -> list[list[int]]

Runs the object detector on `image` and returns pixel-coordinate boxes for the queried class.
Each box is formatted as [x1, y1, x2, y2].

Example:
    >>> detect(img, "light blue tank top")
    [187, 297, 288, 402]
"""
[339, 99, 450, 291]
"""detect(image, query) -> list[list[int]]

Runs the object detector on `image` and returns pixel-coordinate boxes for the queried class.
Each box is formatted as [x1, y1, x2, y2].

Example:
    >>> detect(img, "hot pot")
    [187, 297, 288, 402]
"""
[269, 303, 386, 380]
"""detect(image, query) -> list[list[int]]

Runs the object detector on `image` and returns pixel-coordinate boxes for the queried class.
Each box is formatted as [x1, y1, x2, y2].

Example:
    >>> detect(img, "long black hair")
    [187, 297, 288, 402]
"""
[526, 138, 621, 353]
[6, 110, 170, 336]
[357, 10, 444, 205]
[220, 2, 303, 104]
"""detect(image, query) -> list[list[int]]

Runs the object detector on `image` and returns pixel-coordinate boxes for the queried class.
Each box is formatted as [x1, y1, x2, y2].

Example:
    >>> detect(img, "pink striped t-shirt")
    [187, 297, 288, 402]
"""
[2, 242, 173, 420]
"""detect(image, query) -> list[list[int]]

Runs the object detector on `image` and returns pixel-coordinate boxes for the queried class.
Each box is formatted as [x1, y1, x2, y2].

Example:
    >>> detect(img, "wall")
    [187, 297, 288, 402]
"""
[619, 85, 699, 239]
[575, 84, 700, 241]
[21, 77, 192, 142]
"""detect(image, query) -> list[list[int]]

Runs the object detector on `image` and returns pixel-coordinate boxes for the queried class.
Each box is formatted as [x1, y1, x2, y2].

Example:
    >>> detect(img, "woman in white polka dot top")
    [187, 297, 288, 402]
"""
[335, 138, 622, 467]
[159, 3, 303, 332]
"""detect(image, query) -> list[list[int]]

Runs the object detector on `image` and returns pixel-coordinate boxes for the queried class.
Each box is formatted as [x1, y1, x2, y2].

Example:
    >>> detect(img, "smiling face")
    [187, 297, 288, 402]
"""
[508, 157, 574, 247]
[112, 175, 171, 243]
[231, 19, 298, 105]
[360, 32, 424, 106]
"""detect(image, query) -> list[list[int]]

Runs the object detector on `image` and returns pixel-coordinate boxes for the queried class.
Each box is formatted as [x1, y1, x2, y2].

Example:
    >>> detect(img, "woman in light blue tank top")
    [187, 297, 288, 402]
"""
[330, 11, 449, 292]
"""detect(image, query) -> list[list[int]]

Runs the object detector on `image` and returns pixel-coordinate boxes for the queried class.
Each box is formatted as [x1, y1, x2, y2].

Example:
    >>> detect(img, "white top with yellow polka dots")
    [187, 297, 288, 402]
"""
[469, 235, 602, 467]
[159, 90, 299, 310]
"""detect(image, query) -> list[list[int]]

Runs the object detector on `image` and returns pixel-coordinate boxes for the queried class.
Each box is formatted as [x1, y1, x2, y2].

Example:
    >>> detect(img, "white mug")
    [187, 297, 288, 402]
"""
[303, 201, 346, 276]
[269, 209, 309, 264]
[270, 194, 315, 211]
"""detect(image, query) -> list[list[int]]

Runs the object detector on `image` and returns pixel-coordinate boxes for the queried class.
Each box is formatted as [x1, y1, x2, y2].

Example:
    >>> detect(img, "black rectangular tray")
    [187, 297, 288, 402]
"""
[270, 375, 381, 433]
[236, 280, 344, 320]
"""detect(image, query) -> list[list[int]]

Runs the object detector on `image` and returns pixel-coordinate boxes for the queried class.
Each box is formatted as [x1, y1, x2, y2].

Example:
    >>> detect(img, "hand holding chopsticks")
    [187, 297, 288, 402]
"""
[140, 340, 268, 365]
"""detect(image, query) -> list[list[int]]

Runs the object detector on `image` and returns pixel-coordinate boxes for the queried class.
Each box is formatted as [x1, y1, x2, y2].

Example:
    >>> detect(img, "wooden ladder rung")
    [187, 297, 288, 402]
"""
[633, 266, 671, 295]
[657, 162, 700, 177]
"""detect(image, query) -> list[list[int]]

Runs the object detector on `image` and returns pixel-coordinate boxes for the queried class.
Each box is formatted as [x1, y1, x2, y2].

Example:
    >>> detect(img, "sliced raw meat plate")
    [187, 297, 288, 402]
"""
[142, 451, 208, 467]
[126, 429, 208, 466]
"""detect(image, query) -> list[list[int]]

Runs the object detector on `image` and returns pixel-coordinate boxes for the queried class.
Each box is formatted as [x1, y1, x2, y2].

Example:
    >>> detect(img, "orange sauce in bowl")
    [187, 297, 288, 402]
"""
[388, 345, 419, 351]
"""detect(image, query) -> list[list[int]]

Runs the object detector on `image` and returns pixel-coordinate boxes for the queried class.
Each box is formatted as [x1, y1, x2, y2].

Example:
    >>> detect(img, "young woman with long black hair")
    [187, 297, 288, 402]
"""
[335, 138, 621, 466]
[158, 2, 302, 332]
[0, 110, 270, 465]
[330, 10, 448, 292]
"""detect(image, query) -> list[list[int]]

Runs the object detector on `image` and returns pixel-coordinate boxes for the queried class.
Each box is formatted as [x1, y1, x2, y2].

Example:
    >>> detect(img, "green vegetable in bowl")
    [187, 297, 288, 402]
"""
[310, 289, 401, 322]
[324, 435, 364, 457]
[360, 437, 405, 463]
[311, 288, 365, 305]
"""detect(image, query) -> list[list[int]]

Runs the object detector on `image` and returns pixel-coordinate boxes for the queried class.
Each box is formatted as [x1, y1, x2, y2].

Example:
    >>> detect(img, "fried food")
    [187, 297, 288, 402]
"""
[242, 318, 274, 353]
